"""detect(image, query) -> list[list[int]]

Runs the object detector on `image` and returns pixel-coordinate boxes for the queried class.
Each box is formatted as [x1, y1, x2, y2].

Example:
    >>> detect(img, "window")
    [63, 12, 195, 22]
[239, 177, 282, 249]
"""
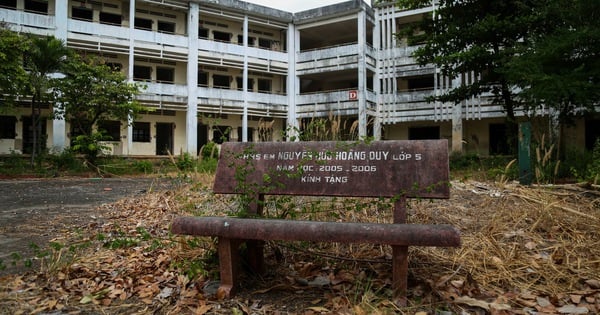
[0, 116, 16, 139]
[132, 122, 151, 142]
[25, 0, 47, 14]
[133, 65, 152, 81]
[98, 121, 121, 141]
[407, 75, 434, 91]
[212, 74, 230, 89]
[257, 79, 271, 93]
[100, 12, 122, 25]
[72, 7, 93, 21]
[408, 126, 439, 140]
[156, 67, 174, 83]
[198, 71, 208, 86]
[199, 27, 209, 39]
[135, 17, 152, 30]
[213, 31, 231, 42]
[158, 21, 175, 34]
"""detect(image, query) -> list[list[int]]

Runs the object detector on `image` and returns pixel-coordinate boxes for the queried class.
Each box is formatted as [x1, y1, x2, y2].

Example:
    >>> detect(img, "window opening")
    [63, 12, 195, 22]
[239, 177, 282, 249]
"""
[158, 21, 175, 34]
[132, 122, 151, 142]
[156, 67, 174, 83]
[98, 120, 121, 141]
[0, 116, 17, 139]
[257, 79, 271, 93]
[25, 0, 47, 14]
[258, 38, 271, 49]
[72, 7, 93, 21]
[100, 12, 122, 25]
[199, 27, 209, 38]
[213, 30, 231, 42]
[134, 65, 152, 81]
[212, 74, 230, 89]
[135, 17, 152, 30]
[198, 71, 208, 86]
[1, 0, 17, 9]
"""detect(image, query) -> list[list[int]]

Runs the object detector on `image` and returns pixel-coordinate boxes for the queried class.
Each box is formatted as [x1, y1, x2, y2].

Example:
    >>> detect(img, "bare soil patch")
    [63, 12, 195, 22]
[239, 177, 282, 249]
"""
[0, 175, 599, 314]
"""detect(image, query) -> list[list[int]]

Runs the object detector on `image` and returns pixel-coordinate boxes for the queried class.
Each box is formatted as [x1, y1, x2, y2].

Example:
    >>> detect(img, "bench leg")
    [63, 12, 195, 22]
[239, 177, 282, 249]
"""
[392, 197, 408, 306]
[392, 245, 408, 306]
[217, 237, 241, 299]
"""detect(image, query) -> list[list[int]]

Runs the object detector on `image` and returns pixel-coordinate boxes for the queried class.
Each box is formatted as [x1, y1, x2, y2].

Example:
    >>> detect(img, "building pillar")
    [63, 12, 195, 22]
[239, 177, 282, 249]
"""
[373, 10, 381, 140]
[126, 0, 136, 155]
[242, 15, 249, 142]
[286, 23, 299, 141]
[187, 2, 199, 153]
[52, 0, 68, 152]
[357, 10, 367, 139]
[452, 76, 464, 153]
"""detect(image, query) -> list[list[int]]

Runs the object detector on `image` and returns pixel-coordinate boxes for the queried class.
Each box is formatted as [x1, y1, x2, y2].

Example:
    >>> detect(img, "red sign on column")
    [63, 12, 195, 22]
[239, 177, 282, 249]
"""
[349, 90, 358, 100]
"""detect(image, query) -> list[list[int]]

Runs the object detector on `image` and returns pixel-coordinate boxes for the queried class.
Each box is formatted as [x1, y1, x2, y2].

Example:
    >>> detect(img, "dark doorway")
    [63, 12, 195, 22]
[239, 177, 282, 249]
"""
[22, 116, 47, 154]
[156, 123, 173, 155]
[197, 122, 208, 155]
[489, 123, 510, 155]
[585, 119, 600, 150]
[408, 126, 440, 140]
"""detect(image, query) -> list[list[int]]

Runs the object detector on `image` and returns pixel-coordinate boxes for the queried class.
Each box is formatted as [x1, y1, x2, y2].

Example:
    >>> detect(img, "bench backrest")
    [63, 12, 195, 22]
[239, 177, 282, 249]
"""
[213, 140, 449, 199]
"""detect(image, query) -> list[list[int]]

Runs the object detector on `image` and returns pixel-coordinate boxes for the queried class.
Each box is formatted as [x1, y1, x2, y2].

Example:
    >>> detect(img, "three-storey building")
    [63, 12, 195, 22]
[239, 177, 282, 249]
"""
[0, 0, 596, 156]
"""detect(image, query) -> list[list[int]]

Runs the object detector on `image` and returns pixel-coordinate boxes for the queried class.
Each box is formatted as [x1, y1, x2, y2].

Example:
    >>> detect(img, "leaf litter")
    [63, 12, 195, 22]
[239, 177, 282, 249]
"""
[0, 174, 599, 314]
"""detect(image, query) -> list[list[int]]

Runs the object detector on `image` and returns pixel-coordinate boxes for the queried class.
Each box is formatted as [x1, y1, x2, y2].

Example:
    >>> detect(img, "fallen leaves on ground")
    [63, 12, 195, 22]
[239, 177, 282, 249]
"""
[0, 175, 599, 314]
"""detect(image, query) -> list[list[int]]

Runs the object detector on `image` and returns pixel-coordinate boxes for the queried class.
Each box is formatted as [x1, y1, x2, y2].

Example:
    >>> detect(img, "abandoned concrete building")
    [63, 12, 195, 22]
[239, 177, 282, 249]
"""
[0, 0, 597, 156]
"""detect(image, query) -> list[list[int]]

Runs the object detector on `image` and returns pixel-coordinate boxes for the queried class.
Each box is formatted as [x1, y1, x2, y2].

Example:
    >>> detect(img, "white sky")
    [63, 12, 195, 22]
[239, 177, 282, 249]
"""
[244, 0, 371, 13]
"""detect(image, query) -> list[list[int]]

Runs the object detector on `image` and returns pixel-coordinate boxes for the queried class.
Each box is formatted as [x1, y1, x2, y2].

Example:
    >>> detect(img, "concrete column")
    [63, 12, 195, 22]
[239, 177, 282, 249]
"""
[451, 78, 463, 152]
[242, 16, 249, 142]
[52, 0, 68, 152]
[373, 11, 381, 140]
[286, 23, 299, 141]
[126, 0, 136, 155]
[187, 2, 199, 153]
[357, 10, 367, 139]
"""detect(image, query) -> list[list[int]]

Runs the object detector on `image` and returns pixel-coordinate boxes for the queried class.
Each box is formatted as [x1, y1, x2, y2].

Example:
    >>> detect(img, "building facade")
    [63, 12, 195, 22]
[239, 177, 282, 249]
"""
[0, 0, 596, 156]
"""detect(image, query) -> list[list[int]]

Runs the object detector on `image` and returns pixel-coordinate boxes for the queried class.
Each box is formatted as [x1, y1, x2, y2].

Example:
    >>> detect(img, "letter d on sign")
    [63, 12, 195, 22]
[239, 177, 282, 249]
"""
[349, 90, 358, 100]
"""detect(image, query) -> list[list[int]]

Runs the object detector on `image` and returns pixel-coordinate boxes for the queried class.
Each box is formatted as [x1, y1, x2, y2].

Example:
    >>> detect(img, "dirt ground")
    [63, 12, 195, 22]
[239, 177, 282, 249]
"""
[0, 177, 171, 275]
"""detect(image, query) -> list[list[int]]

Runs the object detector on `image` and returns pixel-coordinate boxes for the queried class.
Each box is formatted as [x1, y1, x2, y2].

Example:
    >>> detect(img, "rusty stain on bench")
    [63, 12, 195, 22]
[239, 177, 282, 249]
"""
[171, 140, 459, 304]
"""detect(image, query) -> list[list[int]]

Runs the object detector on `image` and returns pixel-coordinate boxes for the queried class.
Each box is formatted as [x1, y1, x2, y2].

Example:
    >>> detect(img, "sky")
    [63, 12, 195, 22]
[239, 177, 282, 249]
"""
[244, 0, 371, 13]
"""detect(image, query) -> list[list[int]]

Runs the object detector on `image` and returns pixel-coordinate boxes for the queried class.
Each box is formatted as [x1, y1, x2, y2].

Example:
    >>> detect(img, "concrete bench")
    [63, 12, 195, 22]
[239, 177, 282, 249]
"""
[171, 140, 460, 303]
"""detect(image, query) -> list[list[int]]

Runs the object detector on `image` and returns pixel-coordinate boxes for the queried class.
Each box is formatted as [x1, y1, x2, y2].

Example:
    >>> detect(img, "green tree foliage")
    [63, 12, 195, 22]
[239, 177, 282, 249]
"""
[0, 27, 29, 112]
[503, 0, 600, 125]
[52, 55, 145, 163]
[395, 0, 544, 153]
[23, 36, 70, 161]
[395, 0, 599, 154]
